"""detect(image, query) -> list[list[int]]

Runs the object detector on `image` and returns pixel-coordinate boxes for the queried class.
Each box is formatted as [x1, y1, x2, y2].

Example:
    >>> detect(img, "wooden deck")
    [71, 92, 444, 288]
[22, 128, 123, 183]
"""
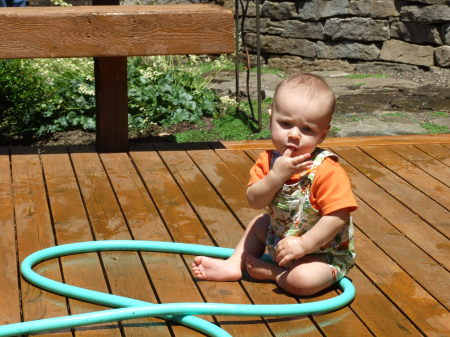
[0, 134, 448, 337]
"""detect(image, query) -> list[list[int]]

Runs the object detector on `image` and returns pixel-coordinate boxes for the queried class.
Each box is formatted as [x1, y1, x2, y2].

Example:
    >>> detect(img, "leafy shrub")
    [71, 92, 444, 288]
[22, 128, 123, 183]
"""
[0, 58, 96, 139]
[0, 55, 225, 141]
[127, 56, 218, 132]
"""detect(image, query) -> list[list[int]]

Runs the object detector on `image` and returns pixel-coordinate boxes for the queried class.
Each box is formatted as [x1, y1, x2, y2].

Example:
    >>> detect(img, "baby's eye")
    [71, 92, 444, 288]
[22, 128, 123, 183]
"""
[280, 121, 292, 128]
[301, 126, 314, 134]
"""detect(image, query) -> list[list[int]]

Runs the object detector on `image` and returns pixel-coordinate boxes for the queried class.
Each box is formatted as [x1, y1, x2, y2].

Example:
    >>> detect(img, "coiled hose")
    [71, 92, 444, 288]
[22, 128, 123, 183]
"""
[0, 240, 355, 337]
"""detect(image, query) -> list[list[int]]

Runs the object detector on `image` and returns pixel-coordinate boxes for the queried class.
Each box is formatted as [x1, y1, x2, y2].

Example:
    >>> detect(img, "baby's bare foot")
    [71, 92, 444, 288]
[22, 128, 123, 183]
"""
[245, 255, 283, 281]
[192, 256, 242, 281]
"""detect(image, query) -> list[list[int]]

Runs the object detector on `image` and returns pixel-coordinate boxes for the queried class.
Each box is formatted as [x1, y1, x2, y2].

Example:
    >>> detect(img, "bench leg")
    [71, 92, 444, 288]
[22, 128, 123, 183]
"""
[95, 57, 128, 152]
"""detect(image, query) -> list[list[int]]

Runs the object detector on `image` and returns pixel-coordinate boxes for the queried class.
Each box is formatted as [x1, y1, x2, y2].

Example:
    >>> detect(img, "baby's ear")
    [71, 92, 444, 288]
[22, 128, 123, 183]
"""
[268, 108, 272, 116]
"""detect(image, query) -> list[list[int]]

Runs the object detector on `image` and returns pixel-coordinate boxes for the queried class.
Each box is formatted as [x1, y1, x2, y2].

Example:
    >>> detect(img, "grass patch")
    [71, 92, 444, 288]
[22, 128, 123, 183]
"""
[252, 65, 285, 76]
[175, 97, 273, 142]
[431, 111, 448, 117]
[175, 111, 271, 142]
[329, 126, 341, 137]
[420, 122, 449, 134]
[333, 113, 366, 123]
[382, 112, 408, 118]
[345, 73, 386, 79]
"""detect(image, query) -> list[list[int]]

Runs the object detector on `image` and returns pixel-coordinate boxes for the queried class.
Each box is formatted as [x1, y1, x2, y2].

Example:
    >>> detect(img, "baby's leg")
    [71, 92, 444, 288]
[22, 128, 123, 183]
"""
[246, 255, 335, 296]
[277, 255, 336, 296]
[192, 213, 269, 281]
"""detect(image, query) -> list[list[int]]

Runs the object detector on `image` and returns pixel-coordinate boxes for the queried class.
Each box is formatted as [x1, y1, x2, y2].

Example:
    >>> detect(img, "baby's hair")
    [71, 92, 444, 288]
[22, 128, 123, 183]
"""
[273, 73, 336, 117]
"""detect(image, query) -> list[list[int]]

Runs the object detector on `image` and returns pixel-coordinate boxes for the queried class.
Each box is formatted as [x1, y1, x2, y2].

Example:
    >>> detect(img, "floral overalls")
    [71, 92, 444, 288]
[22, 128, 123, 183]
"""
[265, 149, 355, 281]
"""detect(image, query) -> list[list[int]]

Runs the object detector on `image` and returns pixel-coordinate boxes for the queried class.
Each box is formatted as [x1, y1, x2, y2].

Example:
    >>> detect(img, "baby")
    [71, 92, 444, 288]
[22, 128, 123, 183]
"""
[192, 73, 357, 296]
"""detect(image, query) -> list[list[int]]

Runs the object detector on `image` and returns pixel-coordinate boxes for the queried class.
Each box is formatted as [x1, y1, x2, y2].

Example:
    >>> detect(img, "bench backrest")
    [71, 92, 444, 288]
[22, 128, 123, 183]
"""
[0, 5, 234, 59]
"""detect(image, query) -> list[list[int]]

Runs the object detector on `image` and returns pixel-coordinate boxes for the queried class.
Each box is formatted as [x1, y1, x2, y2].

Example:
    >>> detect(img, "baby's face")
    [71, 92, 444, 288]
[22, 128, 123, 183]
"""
[270, 86, 332, 158]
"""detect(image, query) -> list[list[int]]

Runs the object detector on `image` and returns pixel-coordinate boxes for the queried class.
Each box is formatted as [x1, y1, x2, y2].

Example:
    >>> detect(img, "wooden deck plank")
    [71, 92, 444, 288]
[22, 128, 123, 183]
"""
[70, 147, 171, 336]
[352, 195, 450, 309]
[361, 145, 450, 211]
[245, 149, 263, 162]
[334, 146, 449, 238]
[100, 151, 208, 337]
[186, 148, 261, 226]
[299, 289, 372, 337]
[0, 148, 21, 325]
[214, 148, 255, 186]
[11, 148, 71, 337]
[158, 145, 324, 337]
[41, 147, 122, 337]
[388, 144, 450, 187]
[354, 227, 450, 336]
[345, 267, 422, 337]
[131, 145, 274, 337]
[415, 143, 450, 166]
[221, 134, 450, 149]
[334, 149, 449, 270]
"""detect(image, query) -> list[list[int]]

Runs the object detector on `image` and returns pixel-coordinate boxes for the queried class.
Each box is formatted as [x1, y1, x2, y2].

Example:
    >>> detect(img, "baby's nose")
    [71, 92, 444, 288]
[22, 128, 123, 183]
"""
[288, 129, 301, 140]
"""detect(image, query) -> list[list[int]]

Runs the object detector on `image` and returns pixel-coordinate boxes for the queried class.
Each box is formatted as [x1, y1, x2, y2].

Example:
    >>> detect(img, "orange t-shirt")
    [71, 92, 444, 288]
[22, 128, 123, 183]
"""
[248, 150, 357, 215]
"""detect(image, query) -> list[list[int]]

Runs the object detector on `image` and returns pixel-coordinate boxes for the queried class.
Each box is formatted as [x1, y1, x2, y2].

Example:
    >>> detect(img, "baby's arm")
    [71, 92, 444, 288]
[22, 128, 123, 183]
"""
[275, 208, 350, 267]
[247, 149, 312, 209]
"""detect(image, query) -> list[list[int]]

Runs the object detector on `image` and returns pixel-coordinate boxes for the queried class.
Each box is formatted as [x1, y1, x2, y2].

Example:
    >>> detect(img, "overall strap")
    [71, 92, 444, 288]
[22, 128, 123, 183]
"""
[307, 148, 338, 182]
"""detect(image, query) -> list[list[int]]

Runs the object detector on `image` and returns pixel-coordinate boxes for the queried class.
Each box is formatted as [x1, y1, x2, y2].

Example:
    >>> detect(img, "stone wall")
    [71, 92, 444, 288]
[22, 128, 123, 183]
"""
[240, 0, 450, 72]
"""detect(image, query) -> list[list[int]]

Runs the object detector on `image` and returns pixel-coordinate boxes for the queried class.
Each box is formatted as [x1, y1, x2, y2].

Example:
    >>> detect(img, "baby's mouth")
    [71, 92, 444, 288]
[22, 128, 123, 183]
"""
[284, 145, 301, 157]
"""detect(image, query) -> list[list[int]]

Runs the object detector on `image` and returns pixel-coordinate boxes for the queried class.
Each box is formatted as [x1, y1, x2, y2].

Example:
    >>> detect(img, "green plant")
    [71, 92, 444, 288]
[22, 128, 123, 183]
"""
[431, 111, 448, 117]
[382, 112, 407, 118]
[175, 110, 271, 143]
[329, 126, 341, 137]
[174, 96, 273, 143]
[0, 55, 228, 141]
[51, 0, 71, 6]
[345, 73, 386, 79]
[195, 55, 235, 74]
[0, 59, 50, 138]
[36, 58, 97, 134]
[249, 65, 285, 76]
[0, 58, 96, 139]
[127, 56, 219, 130]
[420, 122, 449, 134]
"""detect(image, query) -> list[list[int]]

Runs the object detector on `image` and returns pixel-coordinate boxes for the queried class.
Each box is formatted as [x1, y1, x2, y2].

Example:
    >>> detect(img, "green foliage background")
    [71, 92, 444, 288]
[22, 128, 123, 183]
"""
[0, 56, 222, 141]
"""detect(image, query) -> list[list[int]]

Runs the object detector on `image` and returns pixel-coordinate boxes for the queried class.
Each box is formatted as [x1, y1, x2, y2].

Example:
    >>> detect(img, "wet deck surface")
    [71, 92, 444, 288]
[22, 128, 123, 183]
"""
[0, 134, 449, 337]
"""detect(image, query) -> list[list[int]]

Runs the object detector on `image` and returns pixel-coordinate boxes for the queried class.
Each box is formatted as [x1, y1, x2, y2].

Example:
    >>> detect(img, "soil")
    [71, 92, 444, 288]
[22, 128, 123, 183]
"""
[2, 67, 449, 147]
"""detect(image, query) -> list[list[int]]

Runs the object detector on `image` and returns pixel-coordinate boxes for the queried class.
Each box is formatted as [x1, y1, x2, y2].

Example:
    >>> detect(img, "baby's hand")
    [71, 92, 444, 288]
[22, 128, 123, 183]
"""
[275, 236, 306, 267]
[271, 148, 313, 183]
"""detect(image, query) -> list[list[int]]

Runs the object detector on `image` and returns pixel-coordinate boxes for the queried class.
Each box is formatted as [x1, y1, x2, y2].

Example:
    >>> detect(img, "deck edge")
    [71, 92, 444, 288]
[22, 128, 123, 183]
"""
[220, 134, 450, 149]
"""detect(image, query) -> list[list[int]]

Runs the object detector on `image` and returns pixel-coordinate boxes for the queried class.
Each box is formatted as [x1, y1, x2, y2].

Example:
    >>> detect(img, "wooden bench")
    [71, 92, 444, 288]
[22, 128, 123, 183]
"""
[0, 4, 234, 151]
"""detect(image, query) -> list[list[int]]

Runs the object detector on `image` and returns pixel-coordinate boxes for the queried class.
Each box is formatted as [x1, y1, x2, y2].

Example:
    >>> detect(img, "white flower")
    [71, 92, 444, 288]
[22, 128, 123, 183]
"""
[78, 83, 95, 96]
[220, 95, 238, 108]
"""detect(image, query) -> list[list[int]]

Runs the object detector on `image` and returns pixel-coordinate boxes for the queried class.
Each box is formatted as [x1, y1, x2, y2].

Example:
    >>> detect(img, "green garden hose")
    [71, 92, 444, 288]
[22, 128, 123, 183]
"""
[0, 240, 355, 337]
